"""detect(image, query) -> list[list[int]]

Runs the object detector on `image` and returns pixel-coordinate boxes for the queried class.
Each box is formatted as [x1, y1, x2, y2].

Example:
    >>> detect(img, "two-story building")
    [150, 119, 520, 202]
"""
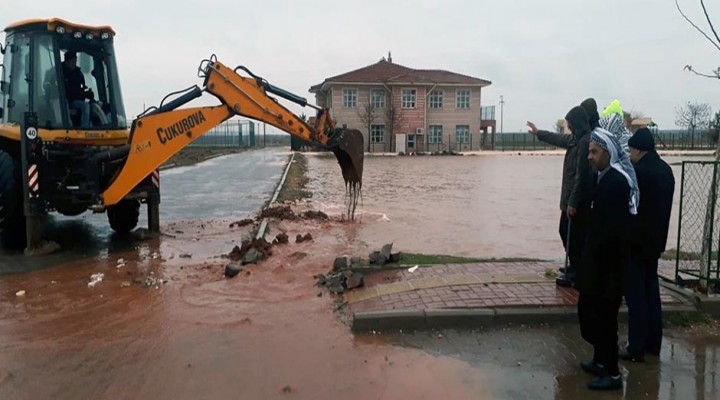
[309, 55, 496, 153]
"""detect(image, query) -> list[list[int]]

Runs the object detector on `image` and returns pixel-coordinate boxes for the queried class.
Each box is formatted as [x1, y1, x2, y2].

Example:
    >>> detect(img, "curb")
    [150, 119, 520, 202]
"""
[352, 304, 699, 332]
[256, 152, 295, 240]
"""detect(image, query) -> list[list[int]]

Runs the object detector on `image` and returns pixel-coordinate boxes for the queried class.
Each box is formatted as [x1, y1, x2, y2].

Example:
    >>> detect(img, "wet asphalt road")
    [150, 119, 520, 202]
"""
[0, 148, 288, 273]
[387, 324, 720, 400]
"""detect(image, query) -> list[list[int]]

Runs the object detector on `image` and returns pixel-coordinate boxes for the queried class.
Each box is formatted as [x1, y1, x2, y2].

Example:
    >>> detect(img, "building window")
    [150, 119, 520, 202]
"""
[371, 90, 386, 108]
[402, 88, 416, 109]
[456, 89, 471, 109]
[343, 88, 357, 108]
[481, 105, 496, 120]
[456, 125, 470, 143]
[428, 89, 443, 109]
[428, 125, 443, 144]
[370, 124, 385, 143]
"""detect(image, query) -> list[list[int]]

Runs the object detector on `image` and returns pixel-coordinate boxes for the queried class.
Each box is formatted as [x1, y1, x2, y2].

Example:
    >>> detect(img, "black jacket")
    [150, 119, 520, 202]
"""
[536, 110, 593, 211]
[576, 168, 631, 298]
[631, 151, 675, 260]
[63, 63, 87, 102]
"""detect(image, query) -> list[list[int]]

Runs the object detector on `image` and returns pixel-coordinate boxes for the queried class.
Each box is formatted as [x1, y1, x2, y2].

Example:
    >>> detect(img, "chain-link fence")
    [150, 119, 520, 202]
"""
[675, 161, 720, 288]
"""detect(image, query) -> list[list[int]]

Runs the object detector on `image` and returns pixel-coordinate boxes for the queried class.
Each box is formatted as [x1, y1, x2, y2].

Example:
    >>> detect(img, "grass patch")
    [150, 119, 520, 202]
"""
[399, 253, 546, 265]
[544, 268, 559, 279]
[276, 153, 311, 203]
[664, 311, 713, 327]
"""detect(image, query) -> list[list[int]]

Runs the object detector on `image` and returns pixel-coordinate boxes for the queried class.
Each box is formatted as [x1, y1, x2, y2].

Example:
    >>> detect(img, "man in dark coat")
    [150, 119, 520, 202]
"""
[620, 128, 675, 362]
[577, 129, 634, 391]
[527, 106, 593, 286]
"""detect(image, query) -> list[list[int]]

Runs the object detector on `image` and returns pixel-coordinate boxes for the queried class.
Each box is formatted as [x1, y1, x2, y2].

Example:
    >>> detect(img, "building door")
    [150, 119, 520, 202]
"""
[396, 133, 406, 153]
[407, 134, 415, 151]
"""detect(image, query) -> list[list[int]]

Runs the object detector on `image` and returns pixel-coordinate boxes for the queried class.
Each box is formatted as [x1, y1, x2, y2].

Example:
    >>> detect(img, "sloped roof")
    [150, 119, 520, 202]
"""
[310, 60, 491, 92]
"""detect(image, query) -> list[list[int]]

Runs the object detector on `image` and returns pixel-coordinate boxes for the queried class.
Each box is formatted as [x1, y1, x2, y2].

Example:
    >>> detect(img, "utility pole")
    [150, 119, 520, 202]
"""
[499, 95, 505, 134]
[263, 122, 267, 148]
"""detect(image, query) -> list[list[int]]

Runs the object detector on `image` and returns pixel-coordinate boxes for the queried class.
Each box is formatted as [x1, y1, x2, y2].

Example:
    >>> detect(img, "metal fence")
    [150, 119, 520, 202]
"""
[493, 130, 717, 152]
[675, 161, 720, 289]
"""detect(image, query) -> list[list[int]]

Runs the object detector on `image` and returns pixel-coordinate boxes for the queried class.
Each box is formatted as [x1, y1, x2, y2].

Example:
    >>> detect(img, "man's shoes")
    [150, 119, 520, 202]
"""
[580, 360, 605, 376]
[619, 346, 645, 363]
[555, 274, 575, 287]
[587, 375, 622, 391]
[558, 266, 576, 274]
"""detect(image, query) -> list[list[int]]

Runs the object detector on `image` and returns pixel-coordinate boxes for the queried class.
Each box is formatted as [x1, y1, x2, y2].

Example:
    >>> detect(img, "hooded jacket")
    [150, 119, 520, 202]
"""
[536, 106, 594, 211]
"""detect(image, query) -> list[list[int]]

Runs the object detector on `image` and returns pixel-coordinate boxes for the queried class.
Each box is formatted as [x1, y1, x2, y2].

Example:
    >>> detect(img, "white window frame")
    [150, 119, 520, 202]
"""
[343, 88, 357, 108]
[456, 89, 471, 109]
[455, 125, 470, 144]
[402, 88, 417, 109]
[428, 89, 443, 109]
[370, 124, 385, 144]
[428, 125, 443, 144]
[370, 89, 386, 109]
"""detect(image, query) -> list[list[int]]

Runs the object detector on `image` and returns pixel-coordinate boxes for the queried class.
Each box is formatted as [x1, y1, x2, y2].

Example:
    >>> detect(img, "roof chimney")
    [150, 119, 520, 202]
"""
[388, 51, 392, 63]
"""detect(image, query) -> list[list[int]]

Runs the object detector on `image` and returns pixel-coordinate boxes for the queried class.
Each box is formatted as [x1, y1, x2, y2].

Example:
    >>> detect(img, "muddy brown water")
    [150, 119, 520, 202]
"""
[307, 153, 713, 260]
[0, 152, 718, 399]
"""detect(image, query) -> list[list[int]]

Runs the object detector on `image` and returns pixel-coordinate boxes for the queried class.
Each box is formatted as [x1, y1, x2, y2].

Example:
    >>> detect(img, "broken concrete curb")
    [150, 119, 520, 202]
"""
[351, 304, 701, 332]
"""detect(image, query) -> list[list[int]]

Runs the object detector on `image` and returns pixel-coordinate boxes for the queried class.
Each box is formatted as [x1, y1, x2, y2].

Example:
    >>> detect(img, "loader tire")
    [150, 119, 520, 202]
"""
[107, 199, 140, 234]
[0, 151, 25, 249]
[0, 150, 17, 225]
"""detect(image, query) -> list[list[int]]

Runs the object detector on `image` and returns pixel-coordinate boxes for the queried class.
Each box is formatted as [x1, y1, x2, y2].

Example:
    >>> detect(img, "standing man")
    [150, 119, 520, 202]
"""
[620, 128, 675, 362]
[577, 129, 638, 391]
[527, 106, 593, 287]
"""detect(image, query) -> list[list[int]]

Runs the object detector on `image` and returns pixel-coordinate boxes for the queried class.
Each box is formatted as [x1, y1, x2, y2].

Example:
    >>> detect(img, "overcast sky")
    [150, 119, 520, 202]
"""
[3, 0, 719, 133]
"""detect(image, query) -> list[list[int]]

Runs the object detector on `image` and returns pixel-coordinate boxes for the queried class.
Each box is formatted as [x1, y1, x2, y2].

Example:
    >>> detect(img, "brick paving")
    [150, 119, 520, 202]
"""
[347, 261, 687, 315]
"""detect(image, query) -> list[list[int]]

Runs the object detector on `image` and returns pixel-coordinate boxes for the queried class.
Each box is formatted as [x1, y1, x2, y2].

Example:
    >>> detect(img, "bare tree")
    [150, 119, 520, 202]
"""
[357, 103, 378, 152]
[675, 102, 712, 140]
[676, 0, 720, 79]
[554, 119, 565, 134]
[384, 96, 405, 149]
[708, 111, 720, 143]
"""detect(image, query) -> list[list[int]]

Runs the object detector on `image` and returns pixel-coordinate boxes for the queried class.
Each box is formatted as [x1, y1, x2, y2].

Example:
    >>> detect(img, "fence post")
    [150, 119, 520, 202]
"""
[676, 162, 686, 282]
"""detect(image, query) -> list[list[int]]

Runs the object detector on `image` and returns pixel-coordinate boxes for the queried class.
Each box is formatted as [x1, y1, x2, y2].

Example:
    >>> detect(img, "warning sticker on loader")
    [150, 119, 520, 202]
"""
[25, 127, 38, 140]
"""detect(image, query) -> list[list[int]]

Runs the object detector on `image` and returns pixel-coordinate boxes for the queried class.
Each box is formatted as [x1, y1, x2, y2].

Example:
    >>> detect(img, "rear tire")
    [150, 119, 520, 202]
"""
[107, 199, 140, 233]
[0, 150, 25, 249]
[0, 150, 17, 225]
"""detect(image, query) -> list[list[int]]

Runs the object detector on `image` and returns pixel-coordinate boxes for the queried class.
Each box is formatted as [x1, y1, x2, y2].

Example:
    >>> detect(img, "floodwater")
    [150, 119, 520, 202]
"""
[1, 150, 719, 399]
[307, 153, 714, 260]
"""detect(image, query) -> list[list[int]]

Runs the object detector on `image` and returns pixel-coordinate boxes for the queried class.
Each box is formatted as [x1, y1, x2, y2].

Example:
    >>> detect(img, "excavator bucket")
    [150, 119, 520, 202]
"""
[327, 128, 364, 219]
[328, 128, 364, 188]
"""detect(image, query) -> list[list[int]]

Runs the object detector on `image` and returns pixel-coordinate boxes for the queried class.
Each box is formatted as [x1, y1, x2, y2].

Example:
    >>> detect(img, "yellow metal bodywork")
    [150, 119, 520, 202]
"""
[101, 59, 335, 206]
[4, 18, 115, 36]
[0, 124, 129, 146]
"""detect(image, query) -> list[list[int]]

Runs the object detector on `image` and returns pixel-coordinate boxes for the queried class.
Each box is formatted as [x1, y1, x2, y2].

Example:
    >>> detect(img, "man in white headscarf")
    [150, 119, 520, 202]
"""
[575, 129, 638, 391]
[599, 99, 633, 156]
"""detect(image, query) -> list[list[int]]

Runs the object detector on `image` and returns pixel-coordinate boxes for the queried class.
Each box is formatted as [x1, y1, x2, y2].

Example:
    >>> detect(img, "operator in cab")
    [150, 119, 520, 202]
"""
[62, 50, 93, 128]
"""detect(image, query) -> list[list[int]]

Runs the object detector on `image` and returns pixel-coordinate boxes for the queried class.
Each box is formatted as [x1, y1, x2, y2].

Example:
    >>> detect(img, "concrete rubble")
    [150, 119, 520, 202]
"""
[316, 243, 404, 294]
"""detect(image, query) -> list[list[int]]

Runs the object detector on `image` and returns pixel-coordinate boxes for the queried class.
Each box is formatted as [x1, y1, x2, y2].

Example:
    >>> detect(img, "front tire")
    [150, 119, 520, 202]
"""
[107, 199, 140, 233]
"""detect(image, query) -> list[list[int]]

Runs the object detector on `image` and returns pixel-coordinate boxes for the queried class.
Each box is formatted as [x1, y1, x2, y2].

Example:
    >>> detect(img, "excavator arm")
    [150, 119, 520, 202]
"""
[101, 56, 363, 207]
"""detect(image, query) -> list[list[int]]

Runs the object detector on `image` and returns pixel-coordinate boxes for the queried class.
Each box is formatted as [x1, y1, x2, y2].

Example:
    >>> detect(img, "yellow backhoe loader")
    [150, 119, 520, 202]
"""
[0, 18, 363, 252]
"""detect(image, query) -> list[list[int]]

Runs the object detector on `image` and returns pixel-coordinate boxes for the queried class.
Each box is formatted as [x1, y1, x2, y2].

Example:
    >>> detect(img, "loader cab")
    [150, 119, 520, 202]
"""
[0, 18, 127, 130]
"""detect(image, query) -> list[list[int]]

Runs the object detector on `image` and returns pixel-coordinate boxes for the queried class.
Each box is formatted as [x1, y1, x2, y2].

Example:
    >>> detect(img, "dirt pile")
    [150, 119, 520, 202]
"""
[229, 219, 254, 228]
[260, 206, 329, 221]
[227, 238, 273, 262]
[261, 206, 297, 220]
